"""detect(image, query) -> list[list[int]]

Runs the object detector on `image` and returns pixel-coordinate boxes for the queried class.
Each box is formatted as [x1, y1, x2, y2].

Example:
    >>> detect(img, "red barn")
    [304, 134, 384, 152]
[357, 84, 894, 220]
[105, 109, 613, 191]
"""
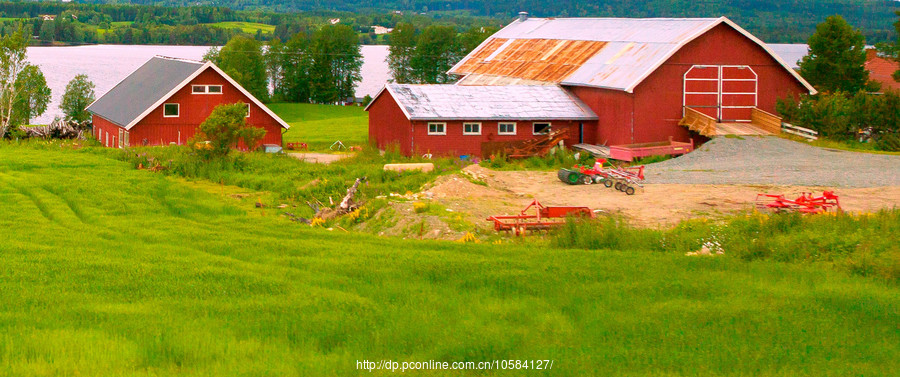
[368, 16, 815, 157]
[87, 56, 289, 148]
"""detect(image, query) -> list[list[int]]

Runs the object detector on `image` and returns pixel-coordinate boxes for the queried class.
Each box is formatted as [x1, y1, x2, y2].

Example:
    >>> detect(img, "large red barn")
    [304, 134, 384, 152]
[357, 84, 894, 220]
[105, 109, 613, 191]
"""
[87, 56, 289, 148]
[367, 16, 816, 157]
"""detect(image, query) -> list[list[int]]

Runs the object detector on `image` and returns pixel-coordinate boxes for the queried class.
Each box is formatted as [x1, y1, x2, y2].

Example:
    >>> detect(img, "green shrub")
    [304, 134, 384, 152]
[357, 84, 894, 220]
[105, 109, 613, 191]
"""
[876, 133, 900, 151]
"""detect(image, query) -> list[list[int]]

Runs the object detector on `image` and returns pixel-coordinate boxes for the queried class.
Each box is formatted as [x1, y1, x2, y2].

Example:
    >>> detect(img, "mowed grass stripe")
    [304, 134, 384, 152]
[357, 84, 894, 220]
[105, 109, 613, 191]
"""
[0, 145, 897, 375]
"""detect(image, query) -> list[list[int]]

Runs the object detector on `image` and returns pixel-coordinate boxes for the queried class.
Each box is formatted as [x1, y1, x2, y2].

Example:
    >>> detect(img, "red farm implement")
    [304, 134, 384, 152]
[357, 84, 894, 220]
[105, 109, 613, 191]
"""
[755, 191, 842, 214]
[486, 200, 594, 235]
[557, 159, 645, 195]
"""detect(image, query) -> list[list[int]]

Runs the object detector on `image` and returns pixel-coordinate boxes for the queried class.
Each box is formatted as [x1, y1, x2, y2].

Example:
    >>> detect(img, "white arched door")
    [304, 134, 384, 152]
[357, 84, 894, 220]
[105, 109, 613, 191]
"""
[683, 65, 757, 122]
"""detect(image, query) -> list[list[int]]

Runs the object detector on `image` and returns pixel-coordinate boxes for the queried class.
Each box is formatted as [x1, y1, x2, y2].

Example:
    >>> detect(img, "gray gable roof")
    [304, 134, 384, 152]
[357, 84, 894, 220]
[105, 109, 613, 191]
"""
[376, 84, 597, 121]
[86, 57, 203, 127]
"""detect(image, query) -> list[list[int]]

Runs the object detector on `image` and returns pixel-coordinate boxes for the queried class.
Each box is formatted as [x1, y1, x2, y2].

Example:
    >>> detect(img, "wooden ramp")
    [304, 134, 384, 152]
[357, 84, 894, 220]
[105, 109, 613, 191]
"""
[680, 107, 782, 137]
[715, 122, 772, 136]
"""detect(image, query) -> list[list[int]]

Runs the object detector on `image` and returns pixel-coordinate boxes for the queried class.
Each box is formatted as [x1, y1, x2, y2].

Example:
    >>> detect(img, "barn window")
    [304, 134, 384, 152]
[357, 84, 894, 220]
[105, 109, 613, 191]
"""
[164, 103, 179, 117]
[533, 122, 551, 135]
[427, 122, 446, 135]
[208, 85, 223, 93]
[123, 130, 130, 147]
[192, 85, 206, 93]
[242, 103, 250, 118]
[463, 122, 481, 135]
[498, 122, 516, 135]
[192, 85, 223, 94]
[118, 129, 124, 148]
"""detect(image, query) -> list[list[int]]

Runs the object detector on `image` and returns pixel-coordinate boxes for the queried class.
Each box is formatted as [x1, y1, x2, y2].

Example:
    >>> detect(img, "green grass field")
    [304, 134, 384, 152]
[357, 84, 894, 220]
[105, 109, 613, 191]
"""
[207, 21, 275, 35]
[0, 143, 898, 375]
[270, 102, 369, 149]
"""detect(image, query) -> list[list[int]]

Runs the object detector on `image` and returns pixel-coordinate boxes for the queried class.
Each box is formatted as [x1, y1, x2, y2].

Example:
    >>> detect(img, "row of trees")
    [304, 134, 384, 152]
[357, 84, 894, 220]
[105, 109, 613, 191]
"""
[205, 24, 363, 104]
[388, 23, 493, 84]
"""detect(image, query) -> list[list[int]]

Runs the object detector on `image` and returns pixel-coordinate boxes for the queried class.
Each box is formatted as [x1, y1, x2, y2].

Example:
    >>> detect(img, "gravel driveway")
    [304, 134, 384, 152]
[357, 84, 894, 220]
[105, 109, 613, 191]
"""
[644, 136, 900, 187]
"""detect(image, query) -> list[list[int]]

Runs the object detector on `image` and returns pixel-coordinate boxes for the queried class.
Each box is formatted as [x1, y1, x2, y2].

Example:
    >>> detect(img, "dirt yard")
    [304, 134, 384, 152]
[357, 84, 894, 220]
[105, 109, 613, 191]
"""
[419, 137, 900, 229]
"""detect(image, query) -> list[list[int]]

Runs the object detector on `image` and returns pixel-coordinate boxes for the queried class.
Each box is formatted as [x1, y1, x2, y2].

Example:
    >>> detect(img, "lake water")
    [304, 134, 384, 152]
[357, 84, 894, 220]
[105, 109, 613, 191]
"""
[27, 44, 391, 125]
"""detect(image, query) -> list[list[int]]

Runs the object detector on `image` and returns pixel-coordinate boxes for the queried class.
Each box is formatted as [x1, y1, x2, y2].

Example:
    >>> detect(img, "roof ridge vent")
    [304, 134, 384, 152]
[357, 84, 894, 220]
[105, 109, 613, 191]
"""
[518, 12, 528, 22]
[154, 55, 203, 64]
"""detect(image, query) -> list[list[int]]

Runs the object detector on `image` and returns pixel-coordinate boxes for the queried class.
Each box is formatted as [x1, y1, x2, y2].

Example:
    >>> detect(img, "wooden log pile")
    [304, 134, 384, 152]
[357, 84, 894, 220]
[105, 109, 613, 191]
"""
[24, 119, 88, 139]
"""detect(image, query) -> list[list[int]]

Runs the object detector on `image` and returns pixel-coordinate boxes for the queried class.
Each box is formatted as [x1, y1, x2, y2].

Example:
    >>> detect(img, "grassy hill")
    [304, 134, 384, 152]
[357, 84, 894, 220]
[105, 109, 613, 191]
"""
[271, 102, 368, 148]
[0, 143, 898, 375]
[206, 21, 276, 35]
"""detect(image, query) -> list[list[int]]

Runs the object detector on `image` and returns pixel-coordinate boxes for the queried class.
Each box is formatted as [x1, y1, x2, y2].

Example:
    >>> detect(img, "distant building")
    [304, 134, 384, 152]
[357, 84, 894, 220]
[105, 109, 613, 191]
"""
[87, 56, 289, 148]
[40, 15, 56, 21]
[372, 26, 393, 35]
[865, 48, 900, 92]
[329, 18, 341, 25]
[367, 16, 814, 157]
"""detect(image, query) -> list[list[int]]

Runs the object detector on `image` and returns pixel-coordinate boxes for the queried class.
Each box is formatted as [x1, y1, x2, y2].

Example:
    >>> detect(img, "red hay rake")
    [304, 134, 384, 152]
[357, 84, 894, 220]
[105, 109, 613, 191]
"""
[486, 200, 594, 235]
[755, 191, 842, 214]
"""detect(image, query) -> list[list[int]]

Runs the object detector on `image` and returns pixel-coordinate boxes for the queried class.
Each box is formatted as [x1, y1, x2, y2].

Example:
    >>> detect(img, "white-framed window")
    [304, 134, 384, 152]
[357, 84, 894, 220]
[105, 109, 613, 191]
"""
[533, 122, 551, 135]
[498, 122, 516, 135]
[163, 103, 179, 117]
[242, 103, 250, 118]
[427, 122, 446, 135]
[118, 129, 124, 148]
[123, 130, 130, 147]
[463, 122, 481, 135]
[104, 131, 108, 147]
[192, 85, 223, 94]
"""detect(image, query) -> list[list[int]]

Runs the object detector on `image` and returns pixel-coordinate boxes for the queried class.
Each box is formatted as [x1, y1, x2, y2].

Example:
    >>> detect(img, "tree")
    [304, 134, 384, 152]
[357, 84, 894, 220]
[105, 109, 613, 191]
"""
[60, 74, 96, 123]
[0, 28, 30, 139]
[309, 24, 362, 104]
[188, 103, 266, 159]
[799, 16, 870, 93]
[410, 25, 461, 84]
[13, 64, 51, 126]
[213, 35, 268, 101]
[388, 22, 416, 84]
[278, 32, 314, 102]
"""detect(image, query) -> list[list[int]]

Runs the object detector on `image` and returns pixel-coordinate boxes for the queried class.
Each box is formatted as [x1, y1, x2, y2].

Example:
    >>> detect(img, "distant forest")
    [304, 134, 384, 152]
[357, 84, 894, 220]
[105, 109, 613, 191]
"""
[77, 0, 900, 43]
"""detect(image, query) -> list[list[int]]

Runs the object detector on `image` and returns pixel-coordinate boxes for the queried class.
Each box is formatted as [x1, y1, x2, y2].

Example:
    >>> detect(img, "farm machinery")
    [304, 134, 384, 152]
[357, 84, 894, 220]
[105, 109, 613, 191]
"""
[486, 200, 594, 235]
[558, 159, 645, 195]
[755, 191, 842, 214]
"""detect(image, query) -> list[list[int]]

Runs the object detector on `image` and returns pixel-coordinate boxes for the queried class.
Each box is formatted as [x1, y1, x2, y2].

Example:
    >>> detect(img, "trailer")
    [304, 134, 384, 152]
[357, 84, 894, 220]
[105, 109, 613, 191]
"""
[609, 138, 694, 162]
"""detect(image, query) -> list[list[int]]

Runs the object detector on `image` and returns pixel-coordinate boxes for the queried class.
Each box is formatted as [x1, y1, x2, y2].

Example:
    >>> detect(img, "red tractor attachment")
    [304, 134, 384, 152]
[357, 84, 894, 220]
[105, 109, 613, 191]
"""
[486, 200, 594, 235]
[558, 159, 645, 195]
[755, 191, 841, 214]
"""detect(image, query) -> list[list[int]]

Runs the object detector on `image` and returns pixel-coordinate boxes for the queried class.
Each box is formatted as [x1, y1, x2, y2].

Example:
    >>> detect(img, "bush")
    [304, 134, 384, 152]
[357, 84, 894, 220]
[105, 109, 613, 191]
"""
[188, 103, 266, 160]
[778, 91, 900, 142]
[875, 133, 900, 151]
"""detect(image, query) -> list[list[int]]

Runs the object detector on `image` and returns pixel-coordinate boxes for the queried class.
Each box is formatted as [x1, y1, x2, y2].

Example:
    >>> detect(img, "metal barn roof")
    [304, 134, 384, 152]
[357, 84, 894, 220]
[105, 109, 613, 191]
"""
[87, 56, 290, 130]
[767, 44, 809, 69]
[375, 84, 598, 121]
[450, 17, 815, 94]
[86, 57, 202, 128]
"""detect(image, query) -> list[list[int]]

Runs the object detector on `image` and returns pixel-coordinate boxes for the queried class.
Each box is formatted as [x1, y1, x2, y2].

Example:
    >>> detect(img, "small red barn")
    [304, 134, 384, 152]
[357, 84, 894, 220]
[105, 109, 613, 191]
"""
[366, 84, 597, 156]
[368, 16, 815, 157]
[87, 56, 289, 148]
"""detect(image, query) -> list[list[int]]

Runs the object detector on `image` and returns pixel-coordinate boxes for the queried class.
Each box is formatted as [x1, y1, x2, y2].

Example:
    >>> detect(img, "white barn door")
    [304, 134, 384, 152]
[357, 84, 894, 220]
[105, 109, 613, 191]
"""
[684, 65, 757, 122]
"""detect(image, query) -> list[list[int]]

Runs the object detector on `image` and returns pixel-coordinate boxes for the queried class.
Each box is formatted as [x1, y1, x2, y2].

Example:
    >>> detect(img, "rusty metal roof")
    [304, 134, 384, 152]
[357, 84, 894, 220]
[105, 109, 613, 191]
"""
[375, 84, 597, 121]
[450, 17, 816, 94]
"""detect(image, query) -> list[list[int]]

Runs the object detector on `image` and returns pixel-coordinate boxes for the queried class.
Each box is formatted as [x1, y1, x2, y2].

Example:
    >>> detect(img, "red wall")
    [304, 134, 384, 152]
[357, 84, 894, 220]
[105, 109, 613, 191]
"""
[98, 68, 283, 148]
[92, 115, 124, 148]
[410, 119, 587, 157]
[367, 90, 413, 154]
[567, 86, 634, 146]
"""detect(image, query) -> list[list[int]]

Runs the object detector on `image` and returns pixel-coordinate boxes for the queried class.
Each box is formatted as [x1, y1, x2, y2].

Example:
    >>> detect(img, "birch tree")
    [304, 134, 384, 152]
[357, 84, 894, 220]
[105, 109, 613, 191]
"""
[0, 29, 29, 139]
